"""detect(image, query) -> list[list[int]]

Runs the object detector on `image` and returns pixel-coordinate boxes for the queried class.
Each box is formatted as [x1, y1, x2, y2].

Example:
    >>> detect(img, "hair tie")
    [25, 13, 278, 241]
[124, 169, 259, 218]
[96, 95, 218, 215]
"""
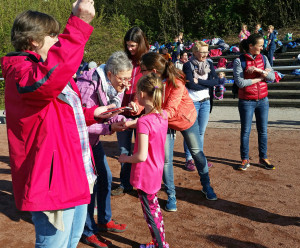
[154, 85, 159, 89]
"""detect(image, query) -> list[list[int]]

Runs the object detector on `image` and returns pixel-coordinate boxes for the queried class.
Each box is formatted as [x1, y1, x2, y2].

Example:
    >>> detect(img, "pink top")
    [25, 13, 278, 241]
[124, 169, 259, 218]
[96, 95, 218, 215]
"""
[130, 111, 168, 194]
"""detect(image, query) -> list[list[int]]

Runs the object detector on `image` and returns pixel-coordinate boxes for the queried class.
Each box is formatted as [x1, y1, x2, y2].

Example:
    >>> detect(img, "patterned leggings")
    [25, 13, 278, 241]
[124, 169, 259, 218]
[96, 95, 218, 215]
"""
[213, 85, 225, 100]
[137, 189, 169, 248]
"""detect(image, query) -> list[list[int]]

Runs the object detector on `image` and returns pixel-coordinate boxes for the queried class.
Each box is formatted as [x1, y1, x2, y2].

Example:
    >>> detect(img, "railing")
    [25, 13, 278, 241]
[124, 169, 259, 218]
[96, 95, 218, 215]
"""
[1, 65, 300, 77]
[216, 65, 300, 73]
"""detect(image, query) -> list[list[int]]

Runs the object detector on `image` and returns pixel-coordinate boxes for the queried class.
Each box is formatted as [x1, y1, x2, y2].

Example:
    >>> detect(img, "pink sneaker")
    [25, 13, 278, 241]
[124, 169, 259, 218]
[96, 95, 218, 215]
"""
[185, 159, 196, 171]
[208, 162, 213, 168]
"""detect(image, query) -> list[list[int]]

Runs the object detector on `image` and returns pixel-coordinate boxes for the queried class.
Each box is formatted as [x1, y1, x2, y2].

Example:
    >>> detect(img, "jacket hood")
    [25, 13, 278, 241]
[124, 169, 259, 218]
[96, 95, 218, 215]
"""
[1, 51, 41, 79]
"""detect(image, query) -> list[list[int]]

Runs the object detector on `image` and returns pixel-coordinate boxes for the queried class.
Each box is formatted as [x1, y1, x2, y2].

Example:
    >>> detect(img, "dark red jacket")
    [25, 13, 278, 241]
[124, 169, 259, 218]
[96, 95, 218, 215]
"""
[238, 54, 268, 100]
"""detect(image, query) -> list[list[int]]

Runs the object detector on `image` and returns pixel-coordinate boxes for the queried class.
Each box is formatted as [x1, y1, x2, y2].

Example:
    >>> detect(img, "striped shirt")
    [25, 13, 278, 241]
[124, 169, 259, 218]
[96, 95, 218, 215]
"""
[62, 84, 96, 185]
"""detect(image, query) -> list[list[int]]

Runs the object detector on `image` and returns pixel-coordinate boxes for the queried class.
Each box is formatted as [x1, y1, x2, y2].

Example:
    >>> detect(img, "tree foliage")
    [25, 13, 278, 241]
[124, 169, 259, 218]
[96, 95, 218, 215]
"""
[0, 0, 299, 64]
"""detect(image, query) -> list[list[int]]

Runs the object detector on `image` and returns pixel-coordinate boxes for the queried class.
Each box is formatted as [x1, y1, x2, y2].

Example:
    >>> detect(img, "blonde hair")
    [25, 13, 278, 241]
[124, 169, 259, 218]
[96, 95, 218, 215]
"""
[192, 41, 208, 53]
[137, 73, 163, 115]
[241, 24, 248, 30]
[268, 25, 274, 30]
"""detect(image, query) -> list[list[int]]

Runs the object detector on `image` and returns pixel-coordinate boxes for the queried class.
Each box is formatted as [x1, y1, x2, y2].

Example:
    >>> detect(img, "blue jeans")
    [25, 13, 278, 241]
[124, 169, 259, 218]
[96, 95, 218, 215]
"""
[83, 141, 112, 237]
[184, 100, 210, 161]
[117, 129, 134, 190]
[268, 47, 276, 67]
[31, 204, 87, 248]
[163, 103, 210, 198]
[238, 97, 269, 160]
[163, 129, 176, 198]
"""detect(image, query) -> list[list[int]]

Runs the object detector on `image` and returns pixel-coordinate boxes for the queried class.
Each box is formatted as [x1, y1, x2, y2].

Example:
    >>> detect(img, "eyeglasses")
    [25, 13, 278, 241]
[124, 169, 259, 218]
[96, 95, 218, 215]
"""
[114, 75, 132, 83]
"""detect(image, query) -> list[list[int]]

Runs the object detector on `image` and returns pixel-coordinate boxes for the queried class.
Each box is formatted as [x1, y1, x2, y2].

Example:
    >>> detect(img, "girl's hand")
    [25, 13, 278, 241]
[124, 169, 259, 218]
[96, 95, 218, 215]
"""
[72, 0, 95, 24]
[125, 119, 138, 129]
[118, 154, 129, 163]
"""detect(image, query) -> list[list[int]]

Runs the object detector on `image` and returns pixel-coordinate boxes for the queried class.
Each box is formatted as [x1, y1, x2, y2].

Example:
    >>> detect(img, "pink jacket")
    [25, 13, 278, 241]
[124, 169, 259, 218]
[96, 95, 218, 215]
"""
[76, 68, 127, 147]
[0, 15, 97, 211]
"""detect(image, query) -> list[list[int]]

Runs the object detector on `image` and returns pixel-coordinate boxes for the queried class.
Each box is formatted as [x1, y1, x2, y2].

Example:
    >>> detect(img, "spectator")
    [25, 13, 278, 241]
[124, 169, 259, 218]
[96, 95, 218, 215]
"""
[175, 51, 188, 70]
[233, 33, 276, 171]
[213, 70, 226, 100]
[254, 23, 264, 36]
[88, 61, 97, 70]
[0, 1, 117, 246]
[161, 47, 172, 61]
[266, 25, 276, 66]
[77, 51, 132, 247]
[239, 24, 251, 41]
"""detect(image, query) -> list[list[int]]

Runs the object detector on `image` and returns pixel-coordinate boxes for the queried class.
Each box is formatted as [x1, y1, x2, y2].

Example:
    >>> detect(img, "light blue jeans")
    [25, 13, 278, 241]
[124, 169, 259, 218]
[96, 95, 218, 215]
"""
[116, 129, 134, 190]
[184, 100, 210, 161]
[238, 97, 269, 160]
[163, 100, 210, 198]
[31, 204, 87, 248]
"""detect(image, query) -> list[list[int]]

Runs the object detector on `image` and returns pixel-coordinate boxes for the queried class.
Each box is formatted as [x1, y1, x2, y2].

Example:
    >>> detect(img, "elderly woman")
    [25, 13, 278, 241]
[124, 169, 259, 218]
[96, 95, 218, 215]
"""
[77, 51, 133, 247]
[233, 33, 275, 171]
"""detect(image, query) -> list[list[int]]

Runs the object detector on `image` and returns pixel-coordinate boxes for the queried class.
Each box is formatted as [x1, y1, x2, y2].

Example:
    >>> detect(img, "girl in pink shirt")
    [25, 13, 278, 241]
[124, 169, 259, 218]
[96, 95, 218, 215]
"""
[119, 73, 169, 248]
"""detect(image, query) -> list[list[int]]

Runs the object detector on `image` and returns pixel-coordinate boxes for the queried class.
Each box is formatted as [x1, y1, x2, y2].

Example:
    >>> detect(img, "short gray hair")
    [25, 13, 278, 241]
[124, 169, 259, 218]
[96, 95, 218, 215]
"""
[105, 51, 133, 75]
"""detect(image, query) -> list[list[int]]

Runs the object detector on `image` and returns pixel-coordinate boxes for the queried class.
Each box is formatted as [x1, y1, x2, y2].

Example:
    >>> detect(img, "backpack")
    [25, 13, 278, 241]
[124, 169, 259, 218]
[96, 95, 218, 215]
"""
[273, 30, 279, 42]
[232, 54, 266, 98]
[217, 58, 227, 68]
[284, 33, 293, 41]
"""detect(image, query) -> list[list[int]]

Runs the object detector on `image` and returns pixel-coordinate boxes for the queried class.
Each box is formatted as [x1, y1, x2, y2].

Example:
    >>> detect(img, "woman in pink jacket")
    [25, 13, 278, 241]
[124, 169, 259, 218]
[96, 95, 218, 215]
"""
[0, 1, 116, 247]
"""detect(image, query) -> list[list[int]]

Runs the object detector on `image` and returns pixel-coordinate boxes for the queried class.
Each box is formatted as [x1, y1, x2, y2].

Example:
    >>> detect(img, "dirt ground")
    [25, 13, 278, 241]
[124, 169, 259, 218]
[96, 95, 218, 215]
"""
[0, 124, 299, 248]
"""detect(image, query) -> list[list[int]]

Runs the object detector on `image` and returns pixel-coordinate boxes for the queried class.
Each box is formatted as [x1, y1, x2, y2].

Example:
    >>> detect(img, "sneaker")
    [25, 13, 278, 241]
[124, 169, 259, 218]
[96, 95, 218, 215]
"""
[238, 159, 250, 171]
[111, 186, 133, 196]
[207, 162, 213, 168]
[201, 186, 217, 200]
[80, 234, 112, 248]
[165, 196, 177, 212]
[259, 158, 275, 170]
[111, 186, 124, 196]
[140, 241, 155, 248]
[98, 219, 127, 233]
[185, 159, 196, 171]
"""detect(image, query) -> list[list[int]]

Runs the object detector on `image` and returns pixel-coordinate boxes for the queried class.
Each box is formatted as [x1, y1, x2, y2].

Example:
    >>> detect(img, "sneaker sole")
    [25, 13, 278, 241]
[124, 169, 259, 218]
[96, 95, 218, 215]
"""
[201, 190, 218, 201]
[80, 238, 108, 248]
[165, 206, 177, 212]
[263, 165, 275, 170]
[98, 227, 127, 233]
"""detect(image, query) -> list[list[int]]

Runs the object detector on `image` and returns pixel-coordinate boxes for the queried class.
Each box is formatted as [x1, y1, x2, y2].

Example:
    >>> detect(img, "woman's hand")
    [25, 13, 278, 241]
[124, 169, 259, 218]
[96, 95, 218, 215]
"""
[246, 66, 257, 74]
[111, 121, 127, 133]
[72, 0, 95, 24]
[118, 154, 129, 163]
[94, 104, 122, 119]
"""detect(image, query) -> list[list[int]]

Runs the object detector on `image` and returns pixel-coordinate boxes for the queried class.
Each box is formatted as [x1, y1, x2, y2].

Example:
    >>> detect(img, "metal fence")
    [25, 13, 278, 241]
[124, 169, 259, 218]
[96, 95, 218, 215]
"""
[215, 65, 300, 73]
